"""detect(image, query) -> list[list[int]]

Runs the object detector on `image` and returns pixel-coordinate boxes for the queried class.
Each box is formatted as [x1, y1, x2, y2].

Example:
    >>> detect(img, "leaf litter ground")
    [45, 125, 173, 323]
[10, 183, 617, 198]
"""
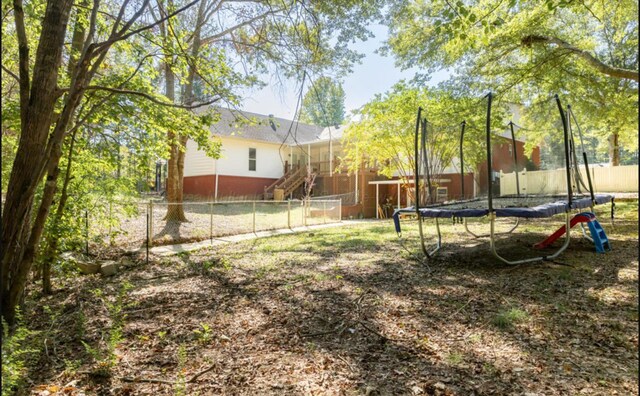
[24, 202, 638, 395]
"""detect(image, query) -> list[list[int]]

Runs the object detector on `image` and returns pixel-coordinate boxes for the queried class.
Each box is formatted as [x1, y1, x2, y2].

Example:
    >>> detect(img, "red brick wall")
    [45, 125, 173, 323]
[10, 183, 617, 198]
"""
[342, 204, 363, 219]
[313, 172, 384, 218]
[217, 175, 278, 197]
[433, 173, 475, 200]
[183, 174, 278, 198]
[183, 175, 215, 197]
[476, 138, 540, 194]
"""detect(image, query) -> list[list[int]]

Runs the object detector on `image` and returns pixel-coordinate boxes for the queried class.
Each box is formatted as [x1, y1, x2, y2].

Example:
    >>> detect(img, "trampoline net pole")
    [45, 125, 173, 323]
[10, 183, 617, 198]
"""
[509, 121, 520, 197]
[460, 121, 466, 199]
[414, 107, 429, 257]
[567, 105, 584, 194]
[414, 107, 422, 211]
[568, 105, 596, 203]
[555, 94, 573, 207]
[421, 118, 432, 204]
[485, 92, 493, 212]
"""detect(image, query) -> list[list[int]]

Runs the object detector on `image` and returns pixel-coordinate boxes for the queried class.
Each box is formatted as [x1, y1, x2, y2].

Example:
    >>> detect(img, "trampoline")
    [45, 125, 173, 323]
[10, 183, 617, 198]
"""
[392, 93, 614, 264]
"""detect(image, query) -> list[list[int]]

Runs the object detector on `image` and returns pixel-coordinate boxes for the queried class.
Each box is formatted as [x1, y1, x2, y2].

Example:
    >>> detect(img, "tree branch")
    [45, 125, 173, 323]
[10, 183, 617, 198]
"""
[1, 64, 20, 83]
[521, 34, 639, 82]
[93, 0, 201, 52]
[12, 0, 30, 123]
[82, 85, 220, 109]
[200, 8, 283, 45]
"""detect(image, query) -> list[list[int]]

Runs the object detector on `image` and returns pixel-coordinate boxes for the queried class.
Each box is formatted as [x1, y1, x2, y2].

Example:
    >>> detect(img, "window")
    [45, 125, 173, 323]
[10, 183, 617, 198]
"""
[249, 148, 256, 171]
[436, 187, 448, 202]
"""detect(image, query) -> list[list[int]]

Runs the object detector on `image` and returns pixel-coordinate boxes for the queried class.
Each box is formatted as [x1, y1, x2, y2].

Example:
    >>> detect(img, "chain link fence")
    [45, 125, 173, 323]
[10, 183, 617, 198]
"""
[311, 192, 356, 206]
[87, 199, 342, 250]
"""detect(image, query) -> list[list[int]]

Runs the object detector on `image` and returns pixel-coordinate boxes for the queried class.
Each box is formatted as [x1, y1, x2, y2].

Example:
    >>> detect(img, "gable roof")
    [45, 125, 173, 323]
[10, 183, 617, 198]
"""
[208, 108, 324, 145]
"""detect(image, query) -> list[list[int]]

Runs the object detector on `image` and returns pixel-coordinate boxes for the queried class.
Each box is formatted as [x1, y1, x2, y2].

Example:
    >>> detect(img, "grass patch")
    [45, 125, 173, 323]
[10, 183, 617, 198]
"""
[492, 308, 529, 329]
[446, 351, 464, 365]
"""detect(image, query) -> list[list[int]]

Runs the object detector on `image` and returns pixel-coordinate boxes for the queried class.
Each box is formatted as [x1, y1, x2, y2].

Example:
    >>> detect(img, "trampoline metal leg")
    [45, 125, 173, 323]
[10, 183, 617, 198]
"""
[418, 216, 441, 257]
[464, 217, 520, 238]
[577, 206, 594, 242]
[579, 222, 593, 242]
[490, 212, 572, 265]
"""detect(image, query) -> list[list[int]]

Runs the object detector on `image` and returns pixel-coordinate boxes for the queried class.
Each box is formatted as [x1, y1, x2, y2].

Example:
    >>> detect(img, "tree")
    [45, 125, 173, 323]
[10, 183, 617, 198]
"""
[342, 82, 507, 203]
[151, 0, 382, 221]
[383, 0, 638, 165]
[1, 0, 384, 326]
[0, 0, 213, 327]
[300, 77, 346, 127]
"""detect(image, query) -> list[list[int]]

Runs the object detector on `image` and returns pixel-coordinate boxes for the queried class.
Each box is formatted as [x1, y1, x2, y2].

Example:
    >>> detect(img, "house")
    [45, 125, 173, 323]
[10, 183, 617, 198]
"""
[182, 107, 540, 218]
[183, 108, 322, 199]
[183, 108, 385, 217]
[371, 132, 541, 217]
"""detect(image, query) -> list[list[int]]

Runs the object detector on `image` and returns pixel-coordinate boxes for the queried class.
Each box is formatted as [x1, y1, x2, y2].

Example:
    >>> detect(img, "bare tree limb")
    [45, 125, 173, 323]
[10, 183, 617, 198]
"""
[93, 0, 201, 52]
[200, 8, 283, 45]
[82, 85, 220, 109]
[521, 34, 639, 82]
[1, 64, 20, 83]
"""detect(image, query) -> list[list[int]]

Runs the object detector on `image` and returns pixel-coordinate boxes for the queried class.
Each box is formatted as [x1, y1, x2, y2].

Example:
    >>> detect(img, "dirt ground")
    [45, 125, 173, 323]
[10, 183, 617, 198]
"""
[21, 201, 638, 395]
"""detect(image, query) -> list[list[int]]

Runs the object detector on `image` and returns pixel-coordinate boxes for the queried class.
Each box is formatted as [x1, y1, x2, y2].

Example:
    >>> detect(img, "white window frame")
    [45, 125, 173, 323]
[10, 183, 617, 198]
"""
[249, 148, 257, 171]
[436, 186, 448, 202]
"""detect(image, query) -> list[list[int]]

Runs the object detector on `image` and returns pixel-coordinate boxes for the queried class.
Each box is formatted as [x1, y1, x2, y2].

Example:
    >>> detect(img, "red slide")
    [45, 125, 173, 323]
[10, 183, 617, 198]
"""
[533, 213, 596, 249]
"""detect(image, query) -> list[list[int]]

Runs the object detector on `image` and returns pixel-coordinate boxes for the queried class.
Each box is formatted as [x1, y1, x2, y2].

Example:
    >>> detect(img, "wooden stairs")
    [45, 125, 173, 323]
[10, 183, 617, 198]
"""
[264, 165, 309, 200]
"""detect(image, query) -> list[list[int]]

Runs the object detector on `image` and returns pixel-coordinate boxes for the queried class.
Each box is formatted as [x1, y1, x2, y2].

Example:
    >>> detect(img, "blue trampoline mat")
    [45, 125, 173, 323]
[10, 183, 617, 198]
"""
[392, 194, 613, 233]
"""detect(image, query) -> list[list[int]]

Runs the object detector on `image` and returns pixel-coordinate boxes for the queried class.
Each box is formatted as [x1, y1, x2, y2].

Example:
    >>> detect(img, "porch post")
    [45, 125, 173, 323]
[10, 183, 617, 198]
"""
[355, 144, 359, 203]
[329, 127, 333, 177]
[375, 183, 379, 219]
[397, 181, 401, 210]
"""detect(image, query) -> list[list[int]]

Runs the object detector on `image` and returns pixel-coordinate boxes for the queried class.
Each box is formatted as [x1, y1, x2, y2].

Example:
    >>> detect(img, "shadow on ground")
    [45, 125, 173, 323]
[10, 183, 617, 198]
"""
[22, 213, 638, 395]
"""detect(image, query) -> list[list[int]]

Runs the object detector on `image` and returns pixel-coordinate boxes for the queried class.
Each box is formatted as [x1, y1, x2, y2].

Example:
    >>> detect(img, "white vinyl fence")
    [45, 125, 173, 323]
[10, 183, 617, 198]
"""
[500, 165, 639, 196]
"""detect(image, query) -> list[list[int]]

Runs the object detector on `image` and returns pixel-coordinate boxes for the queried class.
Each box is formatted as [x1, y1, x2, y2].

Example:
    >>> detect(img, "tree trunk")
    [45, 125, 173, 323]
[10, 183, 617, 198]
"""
[608, 132, 620, 166]
[1, 0, 74, 326]
[165, 132, 189, 221]
[162, 58, 188, 222]
[161, 0, 207, 223]
[41, 132, 78, 295]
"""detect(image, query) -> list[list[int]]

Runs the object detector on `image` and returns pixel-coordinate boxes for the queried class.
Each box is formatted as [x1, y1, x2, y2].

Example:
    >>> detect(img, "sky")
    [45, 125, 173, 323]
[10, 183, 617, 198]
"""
[238, 24, 450, 120]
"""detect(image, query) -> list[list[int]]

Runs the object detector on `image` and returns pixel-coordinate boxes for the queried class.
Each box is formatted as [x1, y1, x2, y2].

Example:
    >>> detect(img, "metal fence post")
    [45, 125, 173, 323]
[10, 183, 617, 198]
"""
[323, 201, 326, 224]
[304, 199, 308, 227]
[146, 212, 149, 264]
[287, 200, 291, 229]
[252, 201, 256, 233]
[338, 199, 342, 222]
[85, 210, 89, 255]
[108, 202, 113, 246]
[148, 200, 154, 247]
[209, 202, 213, 242]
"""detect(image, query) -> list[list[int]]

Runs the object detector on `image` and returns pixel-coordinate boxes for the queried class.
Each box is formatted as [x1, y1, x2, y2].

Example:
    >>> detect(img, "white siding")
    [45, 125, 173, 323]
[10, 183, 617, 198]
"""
[216, 137, 286, 179]
[184, 139, 216, 177]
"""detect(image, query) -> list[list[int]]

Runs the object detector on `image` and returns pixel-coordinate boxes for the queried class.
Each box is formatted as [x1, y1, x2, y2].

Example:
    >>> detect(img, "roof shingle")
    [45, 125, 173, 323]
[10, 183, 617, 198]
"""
[208, 108, 323, 145]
